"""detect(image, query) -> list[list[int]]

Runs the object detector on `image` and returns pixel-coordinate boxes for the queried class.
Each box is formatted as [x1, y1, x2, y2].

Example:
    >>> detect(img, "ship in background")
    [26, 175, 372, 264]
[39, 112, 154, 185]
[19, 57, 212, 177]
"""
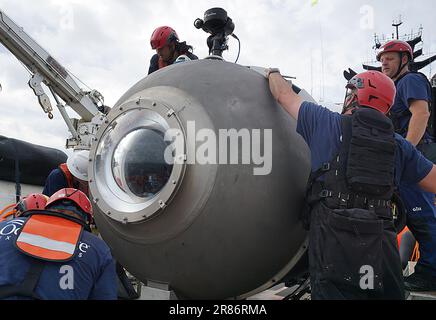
[343, 17, 436, 136]
[1, 9, 435, 300]
[363, 17, 436, 75]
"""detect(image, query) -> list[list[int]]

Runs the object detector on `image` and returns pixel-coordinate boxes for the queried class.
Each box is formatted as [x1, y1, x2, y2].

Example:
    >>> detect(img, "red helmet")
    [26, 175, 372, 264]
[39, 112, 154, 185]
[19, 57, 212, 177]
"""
[376, 40, 413, 62]
[346, 71, 396, 114]
[150, 26, 179, 50]
[46, 188, 93, 223]
[15, 193, 49, 215]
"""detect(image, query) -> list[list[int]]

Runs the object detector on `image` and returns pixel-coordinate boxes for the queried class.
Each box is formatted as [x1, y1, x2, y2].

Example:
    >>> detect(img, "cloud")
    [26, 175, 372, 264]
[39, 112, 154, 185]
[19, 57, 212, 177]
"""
[0, 0, 435, 151]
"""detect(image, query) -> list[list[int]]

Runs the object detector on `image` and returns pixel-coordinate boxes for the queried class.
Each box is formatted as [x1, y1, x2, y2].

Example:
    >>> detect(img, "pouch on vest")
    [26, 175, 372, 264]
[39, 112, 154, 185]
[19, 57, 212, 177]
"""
[346, 108, 396, 197]
[15, 213, 83, 262]
[316, 204, 384, 291]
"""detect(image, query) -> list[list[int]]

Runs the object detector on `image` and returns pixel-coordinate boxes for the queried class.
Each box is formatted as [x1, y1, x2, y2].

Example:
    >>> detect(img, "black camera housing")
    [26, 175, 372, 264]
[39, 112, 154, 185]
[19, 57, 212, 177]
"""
[202, 8, 234, 36]
[194, 7, 235, 57]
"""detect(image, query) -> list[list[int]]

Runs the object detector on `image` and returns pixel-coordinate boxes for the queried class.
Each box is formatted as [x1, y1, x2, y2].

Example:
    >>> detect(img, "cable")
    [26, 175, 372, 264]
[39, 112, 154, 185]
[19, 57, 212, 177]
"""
[19, 53, 93, 92]
[67, 68, 93, 91]
[232, 34, 241, 64]
[0, 203, 17, 222]
[18, 60, 32, 75]
[0, 204, 16, 216]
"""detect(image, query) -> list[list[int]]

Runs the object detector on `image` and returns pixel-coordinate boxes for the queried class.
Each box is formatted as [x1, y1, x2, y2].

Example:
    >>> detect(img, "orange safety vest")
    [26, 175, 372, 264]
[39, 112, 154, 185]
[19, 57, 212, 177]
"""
[59, 163, 74, 189]
[16, 214, 83, 262]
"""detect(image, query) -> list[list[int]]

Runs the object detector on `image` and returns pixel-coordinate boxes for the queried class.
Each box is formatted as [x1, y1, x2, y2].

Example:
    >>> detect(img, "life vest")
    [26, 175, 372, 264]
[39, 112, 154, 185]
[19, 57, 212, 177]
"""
[0, 211, 84, 299]
[305, 107, 396, 218]
[59, 163, 74, 188]
[389, 71, 434, 139]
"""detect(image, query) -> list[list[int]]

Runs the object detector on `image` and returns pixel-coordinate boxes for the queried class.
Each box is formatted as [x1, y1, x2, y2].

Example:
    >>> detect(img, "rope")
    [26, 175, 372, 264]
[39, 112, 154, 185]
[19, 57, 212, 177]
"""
[411, 244, 420, 262]
[0, 204, 16, 222]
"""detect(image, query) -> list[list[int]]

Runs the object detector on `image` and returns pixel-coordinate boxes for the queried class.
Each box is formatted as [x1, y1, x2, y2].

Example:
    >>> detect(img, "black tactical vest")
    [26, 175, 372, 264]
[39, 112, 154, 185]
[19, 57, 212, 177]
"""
[306, 107, 397, 218]
[304, 108, 403, 296]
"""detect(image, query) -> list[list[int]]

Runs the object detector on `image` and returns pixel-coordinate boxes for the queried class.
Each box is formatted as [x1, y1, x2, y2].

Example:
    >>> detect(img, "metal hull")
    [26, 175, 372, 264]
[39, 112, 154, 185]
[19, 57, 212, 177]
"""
[90, 59, 311, 299]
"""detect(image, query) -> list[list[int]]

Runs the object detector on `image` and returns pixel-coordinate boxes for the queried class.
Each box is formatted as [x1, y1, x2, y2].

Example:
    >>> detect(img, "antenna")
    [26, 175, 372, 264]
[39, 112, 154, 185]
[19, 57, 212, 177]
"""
[392, 15, 403, 40]
[373, 33, 381, 49]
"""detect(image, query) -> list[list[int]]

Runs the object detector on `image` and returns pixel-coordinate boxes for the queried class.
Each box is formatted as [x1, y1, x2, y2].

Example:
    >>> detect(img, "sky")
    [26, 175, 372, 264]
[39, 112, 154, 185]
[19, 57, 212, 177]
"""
[0, 0, 435, 155]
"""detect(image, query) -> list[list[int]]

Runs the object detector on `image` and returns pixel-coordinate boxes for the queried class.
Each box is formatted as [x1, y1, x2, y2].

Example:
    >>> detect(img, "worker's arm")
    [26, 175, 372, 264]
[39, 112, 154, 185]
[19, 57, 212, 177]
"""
[89, 254, 118, 300]
[406, 100, 431, 146]
[268, 71, 302, 120]
[418, 164, 436, 193]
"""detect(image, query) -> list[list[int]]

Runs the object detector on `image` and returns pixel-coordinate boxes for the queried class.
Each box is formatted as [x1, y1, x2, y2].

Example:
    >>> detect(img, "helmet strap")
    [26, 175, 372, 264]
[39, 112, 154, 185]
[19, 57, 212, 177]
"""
[342, 101, 359, 115]
[392, 52, 409, 80]
[342, 89, 359, 114]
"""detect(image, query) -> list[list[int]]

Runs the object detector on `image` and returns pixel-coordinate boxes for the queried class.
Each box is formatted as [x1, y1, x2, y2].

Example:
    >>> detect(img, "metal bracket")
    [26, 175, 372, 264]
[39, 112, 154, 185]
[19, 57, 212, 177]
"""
[137, 281, 179, 300]
[28, 72, 53, 119]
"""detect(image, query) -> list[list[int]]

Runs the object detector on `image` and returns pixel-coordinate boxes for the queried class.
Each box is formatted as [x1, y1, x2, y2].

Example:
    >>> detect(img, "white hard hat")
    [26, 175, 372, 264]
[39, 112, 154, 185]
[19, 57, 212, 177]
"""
[66, 150, 90, 181]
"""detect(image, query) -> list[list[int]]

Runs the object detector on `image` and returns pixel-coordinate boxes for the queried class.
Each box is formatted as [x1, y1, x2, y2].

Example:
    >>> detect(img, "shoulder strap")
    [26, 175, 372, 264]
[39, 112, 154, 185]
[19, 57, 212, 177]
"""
[394, 71, 410, 85]
[59, 163, 74, 188]
[186, 52, 198, 60]
[305, 115, 352, 206]
[306, 115, 352, 185]
[0, 259, 45, 299]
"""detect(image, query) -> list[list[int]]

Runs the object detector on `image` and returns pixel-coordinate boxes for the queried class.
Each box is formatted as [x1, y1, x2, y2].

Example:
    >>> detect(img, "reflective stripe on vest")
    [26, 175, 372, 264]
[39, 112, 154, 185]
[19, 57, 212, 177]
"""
[16, 215, 82, 262]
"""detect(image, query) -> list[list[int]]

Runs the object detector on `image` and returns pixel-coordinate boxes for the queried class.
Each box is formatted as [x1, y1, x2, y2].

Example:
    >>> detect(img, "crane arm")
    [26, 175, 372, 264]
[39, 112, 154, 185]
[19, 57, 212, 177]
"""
[0, 10, 106, 149]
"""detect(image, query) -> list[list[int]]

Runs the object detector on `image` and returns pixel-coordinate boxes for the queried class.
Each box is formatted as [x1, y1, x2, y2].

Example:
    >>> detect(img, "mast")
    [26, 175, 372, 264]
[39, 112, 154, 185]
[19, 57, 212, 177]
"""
[392, 16, 403, 40]
[363, 18, 436, 73]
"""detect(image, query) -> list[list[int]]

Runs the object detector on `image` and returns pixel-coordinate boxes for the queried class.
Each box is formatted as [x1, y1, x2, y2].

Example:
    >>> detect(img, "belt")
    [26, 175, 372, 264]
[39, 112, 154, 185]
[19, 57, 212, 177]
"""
[317, 190, 393, 219]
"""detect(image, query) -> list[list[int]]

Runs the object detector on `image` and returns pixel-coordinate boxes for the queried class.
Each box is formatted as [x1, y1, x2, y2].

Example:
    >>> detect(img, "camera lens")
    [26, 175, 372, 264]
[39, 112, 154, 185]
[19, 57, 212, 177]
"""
[194, 18, 203, 29]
